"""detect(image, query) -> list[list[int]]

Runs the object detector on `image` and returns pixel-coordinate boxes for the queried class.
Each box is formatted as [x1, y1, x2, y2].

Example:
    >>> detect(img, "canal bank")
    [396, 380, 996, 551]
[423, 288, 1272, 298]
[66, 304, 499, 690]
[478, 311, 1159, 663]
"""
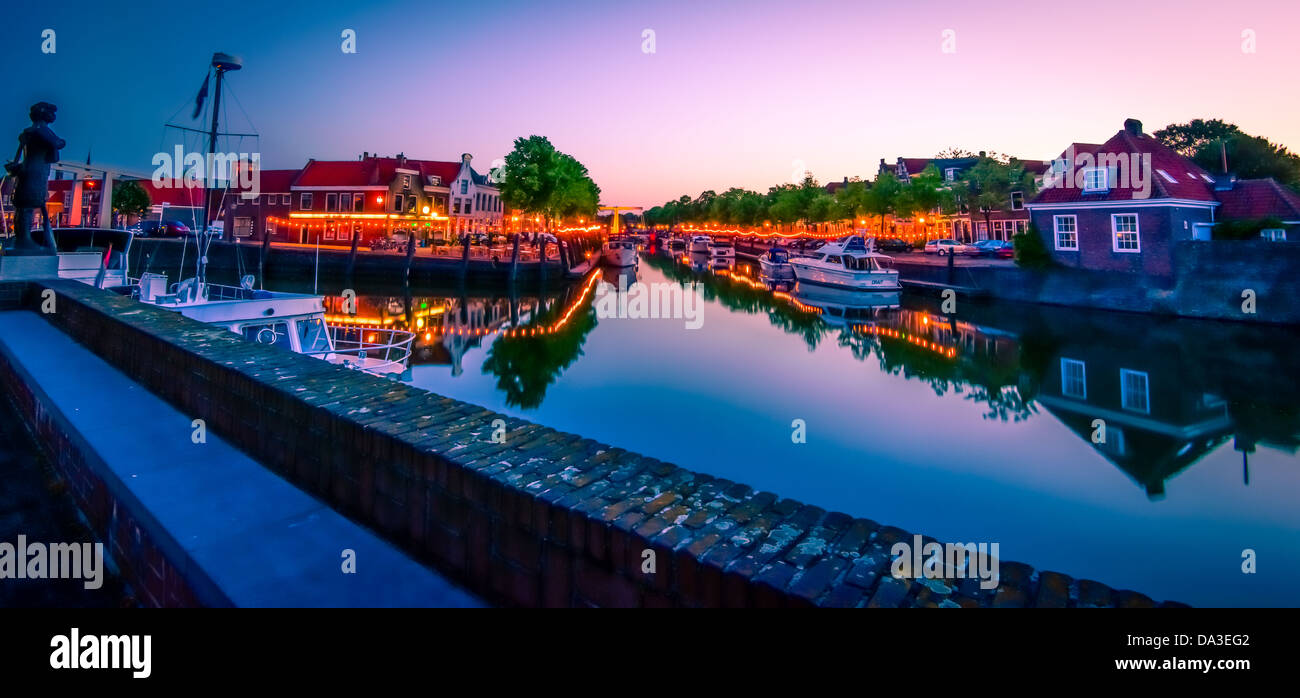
[737, 239, 1300, 324]
[0, 277, 1188, 607]
[127, 237, 582, 289]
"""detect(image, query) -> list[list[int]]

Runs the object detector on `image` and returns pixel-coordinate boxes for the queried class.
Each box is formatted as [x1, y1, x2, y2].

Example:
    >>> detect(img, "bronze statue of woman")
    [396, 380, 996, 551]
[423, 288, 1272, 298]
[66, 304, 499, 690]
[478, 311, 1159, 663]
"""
[5, 102, 65, 253]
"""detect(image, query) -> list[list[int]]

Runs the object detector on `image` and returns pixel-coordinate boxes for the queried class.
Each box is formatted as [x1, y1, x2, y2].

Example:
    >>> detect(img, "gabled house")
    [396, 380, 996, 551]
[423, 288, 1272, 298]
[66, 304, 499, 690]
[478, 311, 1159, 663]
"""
[1026, 118, 1300, 276]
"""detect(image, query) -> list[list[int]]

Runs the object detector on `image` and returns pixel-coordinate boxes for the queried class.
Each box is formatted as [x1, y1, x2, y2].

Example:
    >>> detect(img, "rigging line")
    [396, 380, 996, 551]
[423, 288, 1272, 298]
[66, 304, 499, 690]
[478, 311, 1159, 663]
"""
[224, 80, 258, 135]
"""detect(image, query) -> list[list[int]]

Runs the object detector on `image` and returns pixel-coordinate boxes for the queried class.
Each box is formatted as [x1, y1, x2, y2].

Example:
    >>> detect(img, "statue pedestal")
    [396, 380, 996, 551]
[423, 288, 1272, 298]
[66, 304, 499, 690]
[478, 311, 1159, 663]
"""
[0, 253, 59, 281]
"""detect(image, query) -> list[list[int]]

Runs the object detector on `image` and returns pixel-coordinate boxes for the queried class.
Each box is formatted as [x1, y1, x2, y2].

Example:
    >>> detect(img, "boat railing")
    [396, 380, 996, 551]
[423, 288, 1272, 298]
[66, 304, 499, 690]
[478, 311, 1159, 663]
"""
[307, 325, 415, 375]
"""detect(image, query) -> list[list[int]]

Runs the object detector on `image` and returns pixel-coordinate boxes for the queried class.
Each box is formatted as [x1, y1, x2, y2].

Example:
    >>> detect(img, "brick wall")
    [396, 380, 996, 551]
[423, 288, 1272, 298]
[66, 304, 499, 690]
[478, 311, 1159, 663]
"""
[6, 280, 1178, 607]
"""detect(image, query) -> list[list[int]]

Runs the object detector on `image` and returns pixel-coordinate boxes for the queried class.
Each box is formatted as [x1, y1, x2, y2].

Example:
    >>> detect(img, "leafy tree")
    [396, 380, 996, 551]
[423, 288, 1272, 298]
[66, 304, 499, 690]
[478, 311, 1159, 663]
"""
[834, 178, 869, 226]
[1212, 216, 1285, 240]
[899, 165, 944, 236]
[862, 171, 902, 235]
[935, 147, 976, 159]
[1013, 222, 1053, 268]
[1154, 119, 1241, 158]
[499, 136, 601, 228]
[111, 180, 151, 222]
[955, 156, 1035, 237]
[1192, 134, 1300, 189]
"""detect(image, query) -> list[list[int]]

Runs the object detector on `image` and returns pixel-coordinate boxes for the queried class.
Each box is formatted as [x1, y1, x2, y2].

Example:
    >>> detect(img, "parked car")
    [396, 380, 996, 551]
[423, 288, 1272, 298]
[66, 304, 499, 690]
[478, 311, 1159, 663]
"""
[137, 220, 192, 238]
[968, 239, 1015, 258]
[874, 237, 912, 253]
[923, 238, 970, 256]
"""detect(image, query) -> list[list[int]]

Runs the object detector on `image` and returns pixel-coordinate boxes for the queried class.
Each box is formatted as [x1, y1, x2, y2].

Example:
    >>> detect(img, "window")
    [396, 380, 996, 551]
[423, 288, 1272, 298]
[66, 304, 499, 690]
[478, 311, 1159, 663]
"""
[324, 227, 335, 240]
[1082, 167, 1108, 192]
[340, 193, 352, 212]
[406, 196, 417, 213]
[234, 216, 253, 238]
[354, 195, 364, 212]
[1060, 358, 1086, 399]
[282, 194, 291, 205]
[993, 221, 1004, 238]
[251, 195, 259, 206]
[1054, 215, 1078, 250]
[976, 222, 988, 240]
[1010, 191, 1024, 210]
[460, 180, 469, 195]
[1014, 220, 1027, 234]
[326, 193, 338, 212]
[465, 199, 473, 214]
[300, 193, 313, 210]
[393, 194, 404, 212]
[1112, 214, 1140, 252]
[1120, 369, 1150, 413]
[453, 199, 460, 214]
[402, 175, 411, 189]
[825, 255, 842, 266]
[1156, 169, 1177, 184]
[429, 176, 441, 186]
[945, 168, 958, 182]
[297, 318, 331, 353]
[241, 322, 291, 350]
[1261, 228, 1287, 241]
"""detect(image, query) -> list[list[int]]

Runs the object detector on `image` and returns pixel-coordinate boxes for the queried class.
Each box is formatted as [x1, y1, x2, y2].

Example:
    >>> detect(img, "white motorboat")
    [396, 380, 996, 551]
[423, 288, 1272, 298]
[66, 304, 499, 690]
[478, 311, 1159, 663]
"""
[601, 238, 638, 267]
[661, 238, 687, 256]
[137, 275, 414, 376]
[758, 245, 795, 283]
[708, 236, 735, 260]
[790, 235, 901, 291]
[688, 235, 711, 253]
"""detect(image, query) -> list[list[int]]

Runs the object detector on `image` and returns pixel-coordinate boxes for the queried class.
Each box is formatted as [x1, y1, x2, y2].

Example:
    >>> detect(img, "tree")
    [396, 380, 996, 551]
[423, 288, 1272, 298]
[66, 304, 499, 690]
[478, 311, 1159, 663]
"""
[1154, 119, 1241, 158]
[935, 147, 976, 159]
[862, 171, 902, 236]
[499, 135, 601, 229]
[833, 179, 869, 226]
[1013, 222, 1053, 268]
[899, 165, 944, 237]
[1192, 134, 1300, 189]
[1155, 119, 1300, 190]
[111, 180, 151, 223]
[955, 156, 1035, 238]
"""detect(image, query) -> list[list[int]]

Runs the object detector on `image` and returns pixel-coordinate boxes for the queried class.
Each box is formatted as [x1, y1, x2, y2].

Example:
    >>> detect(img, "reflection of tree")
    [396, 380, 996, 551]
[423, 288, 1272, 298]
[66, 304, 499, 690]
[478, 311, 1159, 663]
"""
[480, 286, 599, 409]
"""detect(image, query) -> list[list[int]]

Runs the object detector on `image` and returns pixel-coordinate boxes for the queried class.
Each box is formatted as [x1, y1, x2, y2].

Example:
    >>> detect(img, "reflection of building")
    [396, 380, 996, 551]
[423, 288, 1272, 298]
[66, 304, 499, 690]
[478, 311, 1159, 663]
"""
[1037, 343, 1237, 499]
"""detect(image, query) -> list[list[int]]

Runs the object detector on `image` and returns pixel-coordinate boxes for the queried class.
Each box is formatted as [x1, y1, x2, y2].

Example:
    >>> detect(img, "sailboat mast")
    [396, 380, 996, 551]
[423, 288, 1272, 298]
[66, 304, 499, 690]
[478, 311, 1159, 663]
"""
[198, 52, 242, 285]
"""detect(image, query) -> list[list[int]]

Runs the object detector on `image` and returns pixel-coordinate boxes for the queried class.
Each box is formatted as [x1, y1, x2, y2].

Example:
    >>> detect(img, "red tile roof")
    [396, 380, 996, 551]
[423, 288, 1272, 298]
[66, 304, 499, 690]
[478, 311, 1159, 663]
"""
[1215, 179, 1300, 221]
[1031, 128, 1218, 204]
[293, 156, 472, 189]
[255, 169, 298, 193]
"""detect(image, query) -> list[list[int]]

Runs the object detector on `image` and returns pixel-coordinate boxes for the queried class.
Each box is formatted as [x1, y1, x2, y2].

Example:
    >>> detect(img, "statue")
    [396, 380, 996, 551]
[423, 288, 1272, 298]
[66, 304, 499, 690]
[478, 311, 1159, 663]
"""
[4, 102, 65, 253]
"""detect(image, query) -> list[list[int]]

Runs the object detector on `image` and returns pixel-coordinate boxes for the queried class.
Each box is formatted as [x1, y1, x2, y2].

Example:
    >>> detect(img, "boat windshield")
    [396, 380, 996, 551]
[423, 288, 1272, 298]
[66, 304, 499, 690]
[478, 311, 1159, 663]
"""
[241, 321, 293, 350]
[844, 255, 887, 271]
[768, 249, 789, 263]
[297, 318, 333, 353]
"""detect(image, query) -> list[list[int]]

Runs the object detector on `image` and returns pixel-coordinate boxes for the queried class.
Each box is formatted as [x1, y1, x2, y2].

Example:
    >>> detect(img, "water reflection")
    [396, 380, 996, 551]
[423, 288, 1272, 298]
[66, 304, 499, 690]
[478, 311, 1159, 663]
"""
[640, 250, 1300, 500]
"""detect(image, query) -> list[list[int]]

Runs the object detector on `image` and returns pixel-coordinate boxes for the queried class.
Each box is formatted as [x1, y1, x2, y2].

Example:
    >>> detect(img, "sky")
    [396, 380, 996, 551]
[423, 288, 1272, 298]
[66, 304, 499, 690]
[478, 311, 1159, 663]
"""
[4, 0, 1299, 209]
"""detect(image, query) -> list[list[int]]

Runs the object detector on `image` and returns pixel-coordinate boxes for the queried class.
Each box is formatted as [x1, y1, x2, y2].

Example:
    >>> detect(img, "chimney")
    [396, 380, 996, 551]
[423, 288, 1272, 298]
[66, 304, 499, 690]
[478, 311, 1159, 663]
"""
[461, 153, 472, 164]
[1124, 118, 1143, 136]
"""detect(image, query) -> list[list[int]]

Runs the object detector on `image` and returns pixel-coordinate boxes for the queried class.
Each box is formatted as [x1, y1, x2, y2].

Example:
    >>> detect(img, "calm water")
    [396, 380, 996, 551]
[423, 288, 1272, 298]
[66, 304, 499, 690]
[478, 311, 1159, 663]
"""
[325, 250, 1300, 607]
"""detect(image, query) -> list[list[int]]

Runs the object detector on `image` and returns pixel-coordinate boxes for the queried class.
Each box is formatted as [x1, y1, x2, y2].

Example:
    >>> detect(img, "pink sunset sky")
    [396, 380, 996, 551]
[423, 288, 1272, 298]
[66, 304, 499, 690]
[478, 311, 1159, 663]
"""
[5, 0, 1299, 208]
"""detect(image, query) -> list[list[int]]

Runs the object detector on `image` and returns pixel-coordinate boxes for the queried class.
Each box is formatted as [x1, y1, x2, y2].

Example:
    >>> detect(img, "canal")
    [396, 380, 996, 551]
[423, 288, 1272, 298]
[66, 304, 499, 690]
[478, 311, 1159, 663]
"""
[309, 249, 1299, 607]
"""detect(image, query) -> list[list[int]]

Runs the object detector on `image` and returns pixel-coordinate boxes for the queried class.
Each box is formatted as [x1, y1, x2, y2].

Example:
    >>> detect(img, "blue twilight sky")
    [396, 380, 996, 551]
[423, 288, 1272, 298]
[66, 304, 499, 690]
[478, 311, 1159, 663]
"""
[3, 0, 1299, 207]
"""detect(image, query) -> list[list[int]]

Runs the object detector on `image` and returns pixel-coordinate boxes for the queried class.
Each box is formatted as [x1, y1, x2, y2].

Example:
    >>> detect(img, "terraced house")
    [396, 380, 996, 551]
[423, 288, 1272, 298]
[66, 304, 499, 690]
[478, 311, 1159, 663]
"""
[1027, 119, 1300, 277]
[878, 154, 1050, 243]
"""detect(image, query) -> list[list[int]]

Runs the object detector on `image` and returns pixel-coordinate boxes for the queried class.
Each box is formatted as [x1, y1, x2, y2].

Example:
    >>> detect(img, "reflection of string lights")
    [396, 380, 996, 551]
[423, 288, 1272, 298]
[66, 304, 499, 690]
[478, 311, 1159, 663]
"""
[678, 225, 843, 240]
[854, 324, 957, 358]
[439, 270, 602, 340]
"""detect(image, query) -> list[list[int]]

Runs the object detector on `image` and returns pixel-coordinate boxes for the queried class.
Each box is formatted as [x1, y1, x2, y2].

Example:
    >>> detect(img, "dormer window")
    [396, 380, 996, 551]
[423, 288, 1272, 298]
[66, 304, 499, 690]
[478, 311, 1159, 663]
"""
[1010, 191, 1024, 210]
[1082, 167, 1108, 192]
[460, 180, 469, 195]
[945, 168, 958, 182]
[429, 176, 441, 186]
[402, 175, 411, 189]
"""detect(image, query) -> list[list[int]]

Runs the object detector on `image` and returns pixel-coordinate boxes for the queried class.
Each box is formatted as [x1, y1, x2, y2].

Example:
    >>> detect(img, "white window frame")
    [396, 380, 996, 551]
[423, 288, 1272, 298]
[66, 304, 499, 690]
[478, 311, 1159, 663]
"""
[1082, 167, 1108, 193]
[300, 193, 313, 210]
[1053, 215, 1078, 250]
[1010, 191, 1024, 210]
[1060, 358, 1086, 400]
[1120, 369, 1150, 414]
[1111, 213, 1140, 253]
[945, 168, 958, 182]
[1261, 228, 1286, 242]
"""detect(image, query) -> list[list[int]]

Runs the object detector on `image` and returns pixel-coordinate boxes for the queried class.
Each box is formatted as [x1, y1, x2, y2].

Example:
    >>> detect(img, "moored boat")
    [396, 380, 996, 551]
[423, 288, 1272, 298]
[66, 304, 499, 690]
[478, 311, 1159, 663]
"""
[601, 238, 638, 267]
[688, 235, 711, 253]
[790, 235, 901, 291]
